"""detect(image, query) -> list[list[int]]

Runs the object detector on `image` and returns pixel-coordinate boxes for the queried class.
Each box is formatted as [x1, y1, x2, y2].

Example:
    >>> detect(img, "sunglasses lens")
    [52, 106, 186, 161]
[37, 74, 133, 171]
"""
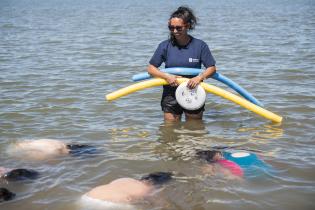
[168, 26, 175, 31]
[168, 25, 184, 31]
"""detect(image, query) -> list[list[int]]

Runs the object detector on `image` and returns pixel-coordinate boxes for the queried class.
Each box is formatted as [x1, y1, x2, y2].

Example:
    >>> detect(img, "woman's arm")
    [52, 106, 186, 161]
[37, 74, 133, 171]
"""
[147, 64, 179, 87]
[186, 66, 216, 89]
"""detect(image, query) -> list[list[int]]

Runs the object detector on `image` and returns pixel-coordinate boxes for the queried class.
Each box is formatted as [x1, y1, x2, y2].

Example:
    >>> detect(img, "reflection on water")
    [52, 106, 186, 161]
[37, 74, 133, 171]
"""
[155, 120, 284, 162]
[238, 124, 284, 142]
[155, 121, 208, 161]
[158, 120, 208, 142]
[109, 127, 150, 141]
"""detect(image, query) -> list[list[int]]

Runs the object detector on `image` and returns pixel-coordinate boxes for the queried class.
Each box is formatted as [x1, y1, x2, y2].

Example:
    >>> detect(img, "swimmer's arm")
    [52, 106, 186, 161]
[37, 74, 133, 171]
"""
[201, 165, 216, 176]
[220, 168, 243, 181]
[187, 66, 216, 89]
[147, 64, 179, 86]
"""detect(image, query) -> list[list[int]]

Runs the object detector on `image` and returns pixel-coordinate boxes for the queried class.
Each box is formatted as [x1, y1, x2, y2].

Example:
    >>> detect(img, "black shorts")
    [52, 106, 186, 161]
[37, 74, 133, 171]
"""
[161, 85, 205, 115]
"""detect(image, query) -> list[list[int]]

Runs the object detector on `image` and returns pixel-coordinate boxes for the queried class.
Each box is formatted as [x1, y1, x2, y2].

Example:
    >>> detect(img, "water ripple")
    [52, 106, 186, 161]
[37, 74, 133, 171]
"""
[1, 0, 315, 210]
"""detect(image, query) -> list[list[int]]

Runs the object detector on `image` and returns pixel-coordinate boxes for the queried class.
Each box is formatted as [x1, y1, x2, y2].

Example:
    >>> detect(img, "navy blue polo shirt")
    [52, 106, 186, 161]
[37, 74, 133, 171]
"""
[149, 36, 216, 69]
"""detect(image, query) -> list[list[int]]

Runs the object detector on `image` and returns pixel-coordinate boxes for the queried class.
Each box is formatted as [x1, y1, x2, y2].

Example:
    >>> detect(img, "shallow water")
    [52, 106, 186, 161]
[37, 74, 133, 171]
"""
[1, 0, 315, 209]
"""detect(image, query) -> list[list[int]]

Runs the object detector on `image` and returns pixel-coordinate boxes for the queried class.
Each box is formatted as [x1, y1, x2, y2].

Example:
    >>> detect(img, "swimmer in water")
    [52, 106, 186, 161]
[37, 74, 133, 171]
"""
[196, 150, 244, 180]
[0, 167, 39, 181]
[83, 172, 173, 205]
[7, 139, 97, 161]
[0, 188, 15, 202]
[0, 168, 38, 203]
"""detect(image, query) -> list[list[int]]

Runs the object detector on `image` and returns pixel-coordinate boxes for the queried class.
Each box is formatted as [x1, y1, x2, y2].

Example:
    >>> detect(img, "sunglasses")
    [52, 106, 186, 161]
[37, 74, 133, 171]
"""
[168, 25, 185, 32]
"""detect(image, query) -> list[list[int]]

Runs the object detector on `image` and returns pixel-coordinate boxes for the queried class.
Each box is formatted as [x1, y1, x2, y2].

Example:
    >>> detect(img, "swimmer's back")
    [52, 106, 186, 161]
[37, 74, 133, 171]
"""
[14, 139, 69, 155]
[85, 178, 153, 204]
[7, 139, 70, 161]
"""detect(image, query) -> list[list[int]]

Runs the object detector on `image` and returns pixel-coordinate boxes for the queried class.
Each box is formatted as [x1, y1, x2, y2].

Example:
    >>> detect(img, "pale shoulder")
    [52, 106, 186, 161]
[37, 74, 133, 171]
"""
[109, 177, 143, 185]
[11, 139, 69, 158]
[86, 178, 146, 194]
[85, 177, 153, 202]
[16, 139, 66, 147]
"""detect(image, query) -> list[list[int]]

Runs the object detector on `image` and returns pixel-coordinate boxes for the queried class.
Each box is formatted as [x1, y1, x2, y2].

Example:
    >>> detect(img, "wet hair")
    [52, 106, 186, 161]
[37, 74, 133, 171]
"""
[196, 150, 222, 163]
[140, 172, 173, 185]
[169, 6, 197, 46]
[3, 169, 39, 181]
[169, 6, 197, 30]
[0, 188, 15, 202]
[66, 144, 98, 157]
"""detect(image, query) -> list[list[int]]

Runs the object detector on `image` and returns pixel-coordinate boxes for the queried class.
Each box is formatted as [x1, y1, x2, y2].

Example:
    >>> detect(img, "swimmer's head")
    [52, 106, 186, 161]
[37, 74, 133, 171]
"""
[66, 144, 98, 157]
[0, 188, 15, 202]
[140, 172, 173, 186]
[196, 150, 223, 163]
[3, 169, 39, 181]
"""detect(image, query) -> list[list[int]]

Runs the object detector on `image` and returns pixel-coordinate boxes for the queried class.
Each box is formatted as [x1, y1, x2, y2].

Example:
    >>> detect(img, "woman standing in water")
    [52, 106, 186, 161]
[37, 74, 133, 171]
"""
[147, 6, 216, 121]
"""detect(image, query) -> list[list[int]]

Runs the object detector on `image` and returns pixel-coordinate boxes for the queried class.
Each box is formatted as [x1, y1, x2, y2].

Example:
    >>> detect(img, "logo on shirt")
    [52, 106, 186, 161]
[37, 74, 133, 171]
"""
[189, 58, 199, 63]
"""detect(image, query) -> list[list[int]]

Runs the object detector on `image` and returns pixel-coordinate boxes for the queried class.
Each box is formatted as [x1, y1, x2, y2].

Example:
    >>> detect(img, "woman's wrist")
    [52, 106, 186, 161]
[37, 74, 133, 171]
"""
[164, 73, 172, 80]
[198, 72, 205, 81]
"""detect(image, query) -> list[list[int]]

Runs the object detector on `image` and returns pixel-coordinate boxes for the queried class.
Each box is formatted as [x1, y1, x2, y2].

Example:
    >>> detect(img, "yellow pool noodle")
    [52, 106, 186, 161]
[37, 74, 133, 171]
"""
[105, 78, 282, 123]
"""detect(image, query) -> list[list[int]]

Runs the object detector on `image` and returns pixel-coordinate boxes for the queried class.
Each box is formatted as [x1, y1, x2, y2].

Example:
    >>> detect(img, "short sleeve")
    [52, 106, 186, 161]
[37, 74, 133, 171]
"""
[149, 42, 167, 68]
[200, 43, 216, 68]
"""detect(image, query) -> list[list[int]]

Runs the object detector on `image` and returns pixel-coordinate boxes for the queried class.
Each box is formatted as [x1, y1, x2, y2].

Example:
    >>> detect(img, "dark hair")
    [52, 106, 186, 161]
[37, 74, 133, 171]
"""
[3, 169, 39, 181]
[140, 172, 173, 185]
[196, 150, 222, 163]
[0, 188, 15, 202]
[66, 144, 98, 157]
[170, 6, 197, 30]
[169, 6, 197, 46]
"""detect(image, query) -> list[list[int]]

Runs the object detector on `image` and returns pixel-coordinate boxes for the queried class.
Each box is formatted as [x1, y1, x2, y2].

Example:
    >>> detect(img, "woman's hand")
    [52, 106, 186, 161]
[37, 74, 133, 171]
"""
[187, 66, 216, 89]
[166, 75, 180, 87]
[187, 75, 203, 89]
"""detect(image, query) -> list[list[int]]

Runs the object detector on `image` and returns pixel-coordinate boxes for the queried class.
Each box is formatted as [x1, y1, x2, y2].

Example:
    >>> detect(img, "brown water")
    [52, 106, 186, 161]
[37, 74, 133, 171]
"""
[1, 0, 315, 209]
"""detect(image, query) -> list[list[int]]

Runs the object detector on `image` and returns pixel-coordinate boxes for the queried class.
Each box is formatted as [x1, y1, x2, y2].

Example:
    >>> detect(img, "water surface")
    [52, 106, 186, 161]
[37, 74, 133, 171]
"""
[1, 0, 315, 209]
